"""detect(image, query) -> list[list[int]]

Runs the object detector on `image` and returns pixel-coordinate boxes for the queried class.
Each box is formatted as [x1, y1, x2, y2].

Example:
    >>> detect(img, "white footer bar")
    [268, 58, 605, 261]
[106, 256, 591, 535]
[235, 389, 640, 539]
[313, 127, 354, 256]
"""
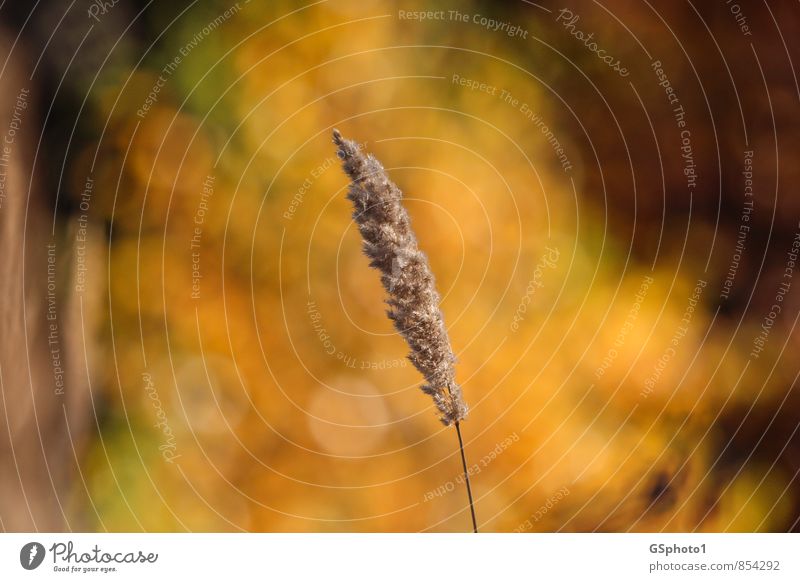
[1, 533, 797, 580]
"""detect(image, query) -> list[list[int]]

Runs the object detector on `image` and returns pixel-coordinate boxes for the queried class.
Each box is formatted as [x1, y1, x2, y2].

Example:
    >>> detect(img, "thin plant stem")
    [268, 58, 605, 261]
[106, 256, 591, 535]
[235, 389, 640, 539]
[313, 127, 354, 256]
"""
[455, 421, 478, 533]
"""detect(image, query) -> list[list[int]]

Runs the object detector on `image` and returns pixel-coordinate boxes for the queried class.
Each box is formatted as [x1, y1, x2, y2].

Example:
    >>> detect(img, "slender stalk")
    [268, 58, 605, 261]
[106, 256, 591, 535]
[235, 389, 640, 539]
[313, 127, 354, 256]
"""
[455, 421, 478, 533]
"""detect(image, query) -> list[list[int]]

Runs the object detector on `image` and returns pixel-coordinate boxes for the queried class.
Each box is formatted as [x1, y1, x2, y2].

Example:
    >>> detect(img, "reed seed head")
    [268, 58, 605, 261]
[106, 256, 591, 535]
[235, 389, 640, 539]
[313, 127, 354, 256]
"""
[333, 129, 468, 425]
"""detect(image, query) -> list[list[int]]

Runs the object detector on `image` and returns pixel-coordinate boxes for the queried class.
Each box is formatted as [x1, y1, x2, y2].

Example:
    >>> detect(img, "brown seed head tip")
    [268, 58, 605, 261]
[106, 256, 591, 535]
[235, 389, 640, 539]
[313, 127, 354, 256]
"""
[332, 129, 357, 160]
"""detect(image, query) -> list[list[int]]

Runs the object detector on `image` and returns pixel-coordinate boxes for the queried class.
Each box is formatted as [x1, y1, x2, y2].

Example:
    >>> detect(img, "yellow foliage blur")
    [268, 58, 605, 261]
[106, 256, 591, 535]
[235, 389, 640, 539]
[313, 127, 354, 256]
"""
[66, 0, 798, 532]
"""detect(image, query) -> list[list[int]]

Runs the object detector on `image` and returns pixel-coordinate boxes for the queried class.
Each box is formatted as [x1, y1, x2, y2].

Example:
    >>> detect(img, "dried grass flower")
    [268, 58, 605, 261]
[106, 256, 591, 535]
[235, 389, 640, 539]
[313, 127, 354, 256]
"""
[332, 129, 468, 426]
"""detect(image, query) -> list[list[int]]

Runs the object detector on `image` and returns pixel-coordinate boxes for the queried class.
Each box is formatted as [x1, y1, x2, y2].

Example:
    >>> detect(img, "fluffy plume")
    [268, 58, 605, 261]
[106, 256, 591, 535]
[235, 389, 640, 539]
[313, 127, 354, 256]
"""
[333, 129, 468, 425]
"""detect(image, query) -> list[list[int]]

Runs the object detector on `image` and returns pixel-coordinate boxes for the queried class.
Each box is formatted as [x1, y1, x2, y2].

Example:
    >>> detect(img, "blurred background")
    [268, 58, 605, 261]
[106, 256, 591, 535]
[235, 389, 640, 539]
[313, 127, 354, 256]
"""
[1, 0, 799, 532]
